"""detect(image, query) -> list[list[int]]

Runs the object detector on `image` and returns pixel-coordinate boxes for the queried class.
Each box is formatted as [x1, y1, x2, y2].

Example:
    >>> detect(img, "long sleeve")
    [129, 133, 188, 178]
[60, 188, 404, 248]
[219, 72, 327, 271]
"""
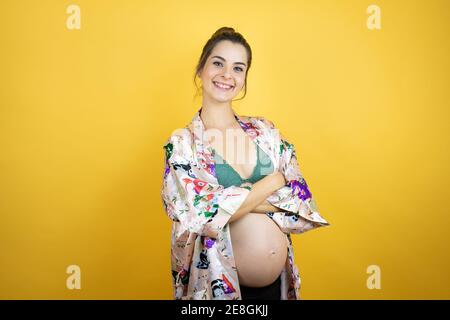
[161, 134, 251, 239]
[262, 118, 330, 234]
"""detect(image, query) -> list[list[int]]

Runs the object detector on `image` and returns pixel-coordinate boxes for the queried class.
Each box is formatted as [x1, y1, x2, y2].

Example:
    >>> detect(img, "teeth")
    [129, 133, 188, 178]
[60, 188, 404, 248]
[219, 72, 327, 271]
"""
[214, 81, 233, 89]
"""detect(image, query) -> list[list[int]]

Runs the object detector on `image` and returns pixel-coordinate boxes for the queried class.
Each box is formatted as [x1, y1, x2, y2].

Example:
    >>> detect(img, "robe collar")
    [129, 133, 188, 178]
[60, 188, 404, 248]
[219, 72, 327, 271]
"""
[187, 106, 277, 176]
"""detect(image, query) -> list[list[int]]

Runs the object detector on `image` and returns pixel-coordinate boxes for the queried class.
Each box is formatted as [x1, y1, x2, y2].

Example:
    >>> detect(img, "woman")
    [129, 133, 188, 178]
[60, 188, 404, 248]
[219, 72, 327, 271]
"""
[161, 27, 329, 300]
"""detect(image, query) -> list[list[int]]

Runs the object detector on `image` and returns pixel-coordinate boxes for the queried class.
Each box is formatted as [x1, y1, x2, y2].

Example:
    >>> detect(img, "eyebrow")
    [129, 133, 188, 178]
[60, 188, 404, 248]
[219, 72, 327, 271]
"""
[211, 55, 247, 67]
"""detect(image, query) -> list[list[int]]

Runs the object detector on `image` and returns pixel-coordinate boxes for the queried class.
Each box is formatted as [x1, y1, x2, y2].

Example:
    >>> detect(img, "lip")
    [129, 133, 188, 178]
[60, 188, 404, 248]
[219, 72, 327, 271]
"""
[212, 81, 234, 91]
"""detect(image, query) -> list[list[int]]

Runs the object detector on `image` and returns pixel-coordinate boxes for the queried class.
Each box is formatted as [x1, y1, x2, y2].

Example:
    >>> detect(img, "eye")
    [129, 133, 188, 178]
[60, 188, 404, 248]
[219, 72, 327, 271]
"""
[213, 61, 222, 67]
[234, 66, 244, 72]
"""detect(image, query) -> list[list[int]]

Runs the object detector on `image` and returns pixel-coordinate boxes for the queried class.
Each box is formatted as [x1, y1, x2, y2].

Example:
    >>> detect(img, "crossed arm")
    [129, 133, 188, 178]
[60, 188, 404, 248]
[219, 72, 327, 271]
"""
[228, 171, 288, 223]
[252, 200, 282, 213]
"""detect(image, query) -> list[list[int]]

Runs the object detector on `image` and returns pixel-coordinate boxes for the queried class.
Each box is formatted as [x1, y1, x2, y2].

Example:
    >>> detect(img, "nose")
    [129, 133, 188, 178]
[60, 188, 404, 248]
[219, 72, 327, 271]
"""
[220, 67, 232, 79]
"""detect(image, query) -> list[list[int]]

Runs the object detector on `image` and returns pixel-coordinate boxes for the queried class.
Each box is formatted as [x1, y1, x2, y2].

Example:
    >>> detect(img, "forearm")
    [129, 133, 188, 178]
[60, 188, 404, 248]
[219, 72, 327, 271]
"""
[229, 173, 285, 223]
[252, 200, 287, 213]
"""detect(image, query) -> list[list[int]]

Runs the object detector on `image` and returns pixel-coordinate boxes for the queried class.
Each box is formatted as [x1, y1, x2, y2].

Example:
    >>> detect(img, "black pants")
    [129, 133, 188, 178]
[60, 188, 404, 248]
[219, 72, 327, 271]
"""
[240, 274, 282, 300]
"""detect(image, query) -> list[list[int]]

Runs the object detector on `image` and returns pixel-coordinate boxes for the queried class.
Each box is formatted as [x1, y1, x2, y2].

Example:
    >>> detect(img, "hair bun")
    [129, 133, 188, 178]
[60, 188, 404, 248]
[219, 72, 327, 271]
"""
[213, 27, 235, 36]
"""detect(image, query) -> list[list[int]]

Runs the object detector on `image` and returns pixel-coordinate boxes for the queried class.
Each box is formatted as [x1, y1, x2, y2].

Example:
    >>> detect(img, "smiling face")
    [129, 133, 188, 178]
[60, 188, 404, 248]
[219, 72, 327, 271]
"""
[197, 40, 248, 103]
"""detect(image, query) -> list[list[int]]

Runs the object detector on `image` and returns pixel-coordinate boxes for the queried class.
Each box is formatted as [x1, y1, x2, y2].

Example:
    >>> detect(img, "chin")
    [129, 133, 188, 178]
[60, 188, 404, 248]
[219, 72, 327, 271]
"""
[205, 91, 235, 103]
[213, 95, 235, 103]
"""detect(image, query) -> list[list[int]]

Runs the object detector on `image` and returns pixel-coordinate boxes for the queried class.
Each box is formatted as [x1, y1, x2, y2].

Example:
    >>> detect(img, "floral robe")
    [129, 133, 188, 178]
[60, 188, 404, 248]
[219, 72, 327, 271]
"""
[161, 107, 330, 300]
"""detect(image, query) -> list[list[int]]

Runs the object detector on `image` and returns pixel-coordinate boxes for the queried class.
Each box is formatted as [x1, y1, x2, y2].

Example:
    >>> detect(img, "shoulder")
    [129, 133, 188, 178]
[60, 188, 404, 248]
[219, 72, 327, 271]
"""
[164, 127, 191, 144]
[238, 114, 276, 130]
[163, 127, 193, 164]
[258, 116, 276, 129]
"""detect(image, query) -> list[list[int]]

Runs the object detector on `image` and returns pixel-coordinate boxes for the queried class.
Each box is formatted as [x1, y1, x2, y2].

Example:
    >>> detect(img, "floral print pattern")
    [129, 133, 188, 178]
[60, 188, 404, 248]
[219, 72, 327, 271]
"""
[161, 107, 330, 300]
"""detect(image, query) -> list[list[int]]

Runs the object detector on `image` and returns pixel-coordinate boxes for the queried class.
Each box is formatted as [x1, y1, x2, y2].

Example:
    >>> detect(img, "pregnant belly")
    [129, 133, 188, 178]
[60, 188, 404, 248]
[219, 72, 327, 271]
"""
[229, 213, 288, 287]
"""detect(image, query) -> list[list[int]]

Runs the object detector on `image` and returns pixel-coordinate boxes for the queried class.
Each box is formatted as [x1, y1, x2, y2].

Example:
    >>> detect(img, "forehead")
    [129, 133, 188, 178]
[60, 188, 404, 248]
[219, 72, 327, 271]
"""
[210, 40, 248, 63]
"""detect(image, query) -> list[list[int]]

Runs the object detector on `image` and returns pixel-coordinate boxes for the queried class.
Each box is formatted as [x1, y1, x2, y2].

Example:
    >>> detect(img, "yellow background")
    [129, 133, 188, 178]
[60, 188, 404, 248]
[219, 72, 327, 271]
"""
[0, 0, 449, 299]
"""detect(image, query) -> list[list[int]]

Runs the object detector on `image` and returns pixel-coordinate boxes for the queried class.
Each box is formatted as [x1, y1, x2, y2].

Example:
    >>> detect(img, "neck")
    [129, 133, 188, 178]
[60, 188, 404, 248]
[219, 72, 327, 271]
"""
[199, 100, 237, 130]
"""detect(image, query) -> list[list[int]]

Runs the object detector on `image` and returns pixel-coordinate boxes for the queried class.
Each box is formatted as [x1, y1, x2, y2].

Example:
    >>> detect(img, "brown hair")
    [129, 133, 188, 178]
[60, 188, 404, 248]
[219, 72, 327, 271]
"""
[193, 27, 252, 101]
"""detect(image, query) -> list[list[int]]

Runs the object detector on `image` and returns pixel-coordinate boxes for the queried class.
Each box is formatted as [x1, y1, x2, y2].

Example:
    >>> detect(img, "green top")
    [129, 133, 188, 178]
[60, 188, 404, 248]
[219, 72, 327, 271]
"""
[213, 142, 274, 189]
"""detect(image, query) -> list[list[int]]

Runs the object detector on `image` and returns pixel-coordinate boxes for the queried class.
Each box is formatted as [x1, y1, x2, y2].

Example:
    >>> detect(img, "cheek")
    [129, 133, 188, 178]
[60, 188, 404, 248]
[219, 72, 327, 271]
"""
[236, 75, 246, 88]
[202, 66, 218, 81]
